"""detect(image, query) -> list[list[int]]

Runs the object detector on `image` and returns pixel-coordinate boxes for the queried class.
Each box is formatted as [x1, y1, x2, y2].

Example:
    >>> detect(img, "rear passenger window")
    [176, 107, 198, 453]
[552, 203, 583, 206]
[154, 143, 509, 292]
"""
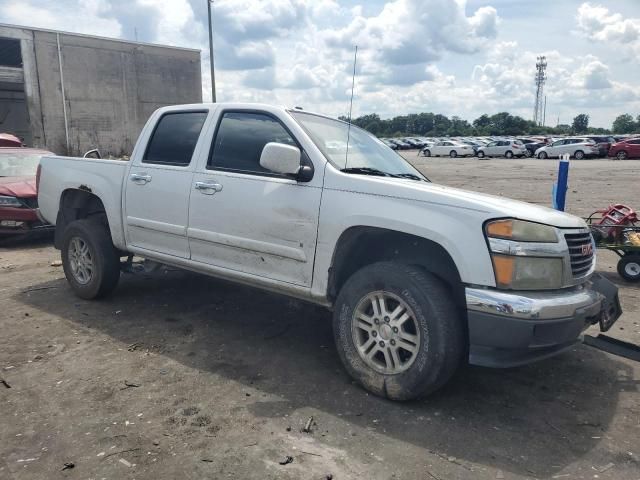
[208, 112, 296, 175]
[143, 111, 207, 166]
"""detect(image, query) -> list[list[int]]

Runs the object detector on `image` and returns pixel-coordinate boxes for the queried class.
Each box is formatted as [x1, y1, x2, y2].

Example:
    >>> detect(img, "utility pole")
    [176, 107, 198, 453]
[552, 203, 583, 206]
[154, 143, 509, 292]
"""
[543, 95, 547, 126]
[533, 56, 547, 126]
[207, 0, 216, 102]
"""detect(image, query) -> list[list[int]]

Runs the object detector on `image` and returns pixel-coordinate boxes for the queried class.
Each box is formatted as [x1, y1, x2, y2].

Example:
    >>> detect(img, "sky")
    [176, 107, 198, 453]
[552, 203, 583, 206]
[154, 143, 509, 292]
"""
[1, 0, 639, 128]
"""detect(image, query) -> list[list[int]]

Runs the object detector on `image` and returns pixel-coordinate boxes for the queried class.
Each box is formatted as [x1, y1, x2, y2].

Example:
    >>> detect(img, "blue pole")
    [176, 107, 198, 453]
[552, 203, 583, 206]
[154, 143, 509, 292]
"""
[554, 156, 569, 211]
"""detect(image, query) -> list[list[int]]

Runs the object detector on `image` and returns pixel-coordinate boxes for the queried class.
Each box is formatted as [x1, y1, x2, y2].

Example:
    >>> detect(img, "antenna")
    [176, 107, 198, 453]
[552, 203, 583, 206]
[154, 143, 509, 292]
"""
[533, 56, 547, 126]
[345, 45, 358, 167]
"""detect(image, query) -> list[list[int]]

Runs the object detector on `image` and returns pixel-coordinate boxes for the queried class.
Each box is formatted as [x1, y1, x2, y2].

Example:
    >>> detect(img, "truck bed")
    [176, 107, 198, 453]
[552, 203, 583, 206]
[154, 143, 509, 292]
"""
[38, 156, 129, 249]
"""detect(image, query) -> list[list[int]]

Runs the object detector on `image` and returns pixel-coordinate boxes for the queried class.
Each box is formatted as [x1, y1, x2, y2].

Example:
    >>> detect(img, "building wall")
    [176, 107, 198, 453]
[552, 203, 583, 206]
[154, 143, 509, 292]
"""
[0, 25, 202, 157]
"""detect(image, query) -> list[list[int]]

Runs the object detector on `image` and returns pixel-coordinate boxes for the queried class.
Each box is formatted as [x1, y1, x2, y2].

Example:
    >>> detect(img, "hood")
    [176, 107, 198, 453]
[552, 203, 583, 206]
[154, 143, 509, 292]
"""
[0, 176, 37, 198]
[336, 174, 586, 229]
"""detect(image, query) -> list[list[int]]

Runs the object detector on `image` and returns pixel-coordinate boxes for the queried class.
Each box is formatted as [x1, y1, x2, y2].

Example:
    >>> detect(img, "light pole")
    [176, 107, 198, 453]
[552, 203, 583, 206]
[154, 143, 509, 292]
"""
[207, 0, 216, 102]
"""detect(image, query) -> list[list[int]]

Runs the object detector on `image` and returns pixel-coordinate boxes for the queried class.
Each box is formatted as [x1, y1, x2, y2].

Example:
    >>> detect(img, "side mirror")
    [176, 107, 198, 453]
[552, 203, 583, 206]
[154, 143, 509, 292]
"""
[259, 142, 301, 176]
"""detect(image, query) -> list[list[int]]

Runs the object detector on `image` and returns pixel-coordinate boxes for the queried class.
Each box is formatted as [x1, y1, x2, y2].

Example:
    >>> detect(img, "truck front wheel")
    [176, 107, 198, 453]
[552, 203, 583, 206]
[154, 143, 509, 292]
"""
[333, 262, 464, 400]
[61, 219, 121, 299]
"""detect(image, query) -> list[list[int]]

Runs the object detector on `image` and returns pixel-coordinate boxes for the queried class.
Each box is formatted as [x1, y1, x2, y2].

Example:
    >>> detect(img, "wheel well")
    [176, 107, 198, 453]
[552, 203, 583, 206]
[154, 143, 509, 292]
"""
[328, 227, 465, 308]
[54, 189, 109, 249]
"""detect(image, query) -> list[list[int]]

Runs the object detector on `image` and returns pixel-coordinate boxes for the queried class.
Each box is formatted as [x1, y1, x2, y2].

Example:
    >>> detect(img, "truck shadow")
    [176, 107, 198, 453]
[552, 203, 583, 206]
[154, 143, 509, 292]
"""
[17, 269, 638, 478]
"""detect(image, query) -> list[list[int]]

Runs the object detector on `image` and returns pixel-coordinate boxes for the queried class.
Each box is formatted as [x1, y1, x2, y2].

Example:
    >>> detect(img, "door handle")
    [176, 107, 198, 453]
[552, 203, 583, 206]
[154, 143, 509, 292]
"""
[195, 181, 223, 194]
[130, 173, 152, 184]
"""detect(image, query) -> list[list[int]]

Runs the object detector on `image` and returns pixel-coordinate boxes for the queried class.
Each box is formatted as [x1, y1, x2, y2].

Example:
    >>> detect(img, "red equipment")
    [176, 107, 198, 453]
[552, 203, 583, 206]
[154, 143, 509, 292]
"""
[593, 204, 638, 240]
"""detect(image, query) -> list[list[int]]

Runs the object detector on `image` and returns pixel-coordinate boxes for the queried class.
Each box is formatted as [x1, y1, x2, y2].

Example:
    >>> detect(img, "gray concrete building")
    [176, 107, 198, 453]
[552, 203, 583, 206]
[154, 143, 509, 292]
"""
[0, 24, 202, 156]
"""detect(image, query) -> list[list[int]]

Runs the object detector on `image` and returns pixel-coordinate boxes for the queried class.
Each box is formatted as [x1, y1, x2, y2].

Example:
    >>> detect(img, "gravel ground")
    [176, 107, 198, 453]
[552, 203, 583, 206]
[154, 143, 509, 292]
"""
[1, 154, 639, 480]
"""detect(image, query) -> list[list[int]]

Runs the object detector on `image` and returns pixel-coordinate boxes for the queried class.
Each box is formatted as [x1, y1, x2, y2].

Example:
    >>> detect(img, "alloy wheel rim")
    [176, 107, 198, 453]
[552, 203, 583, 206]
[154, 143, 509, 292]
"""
[352, 291, 421, 374]
[68, 237, 93, 285]
[625, 262, 640, 277]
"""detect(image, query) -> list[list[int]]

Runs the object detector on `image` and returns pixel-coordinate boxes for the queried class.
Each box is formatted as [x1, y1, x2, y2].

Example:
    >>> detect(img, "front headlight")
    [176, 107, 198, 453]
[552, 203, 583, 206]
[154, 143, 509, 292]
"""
[491, 255, 564, 289]
[486, 219, 558, 243]
[485, 219, 563, 290]
[0, 195, 22, 207]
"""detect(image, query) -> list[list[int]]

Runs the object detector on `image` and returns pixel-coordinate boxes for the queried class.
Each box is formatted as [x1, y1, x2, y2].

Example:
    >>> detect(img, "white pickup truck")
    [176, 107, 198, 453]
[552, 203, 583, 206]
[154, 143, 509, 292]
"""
[37, 103, 621, 400]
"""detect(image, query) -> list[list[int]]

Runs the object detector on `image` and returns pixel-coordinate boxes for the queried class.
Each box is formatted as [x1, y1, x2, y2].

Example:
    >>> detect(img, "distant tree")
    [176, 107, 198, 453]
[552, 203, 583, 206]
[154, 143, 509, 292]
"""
[448, 116, 472, 136]
[572, 114, 589, 134]
[612, 114, 637, 134]
[432, 114, 451, 135]
[364, 121, 381, 134]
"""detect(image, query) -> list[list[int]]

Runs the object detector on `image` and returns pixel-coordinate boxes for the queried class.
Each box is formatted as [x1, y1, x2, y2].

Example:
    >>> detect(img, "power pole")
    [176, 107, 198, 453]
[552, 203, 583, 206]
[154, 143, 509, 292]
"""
[543, 95, 547, 126]
[533, 56, 547, 126]
[207, 0, 216, 102]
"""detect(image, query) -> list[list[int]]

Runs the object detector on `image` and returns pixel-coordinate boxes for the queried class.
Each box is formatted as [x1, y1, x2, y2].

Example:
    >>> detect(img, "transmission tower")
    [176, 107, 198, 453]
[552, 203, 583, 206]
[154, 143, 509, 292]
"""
[533, 56, 547, 126]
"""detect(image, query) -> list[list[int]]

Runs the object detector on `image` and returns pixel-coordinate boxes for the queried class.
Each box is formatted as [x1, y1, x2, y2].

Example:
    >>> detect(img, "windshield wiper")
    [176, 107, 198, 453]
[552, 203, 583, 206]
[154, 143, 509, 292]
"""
[340, 167, 397, 177]
[393, 173, 428, 182]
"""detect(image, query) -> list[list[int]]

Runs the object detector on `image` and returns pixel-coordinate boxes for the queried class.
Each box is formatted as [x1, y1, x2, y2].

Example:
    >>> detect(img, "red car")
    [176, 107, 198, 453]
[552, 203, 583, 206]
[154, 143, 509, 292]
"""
[0, 147, 55, 238]
[608, 137, 640, 160]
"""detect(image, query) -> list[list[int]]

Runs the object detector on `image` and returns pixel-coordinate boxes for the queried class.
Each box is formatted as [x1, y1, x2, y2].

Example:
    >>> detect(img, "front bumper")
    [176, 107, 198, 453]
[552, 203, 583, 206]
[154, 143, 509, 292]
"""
[0, 206, 53, 236]
[465, 276, 620, 367]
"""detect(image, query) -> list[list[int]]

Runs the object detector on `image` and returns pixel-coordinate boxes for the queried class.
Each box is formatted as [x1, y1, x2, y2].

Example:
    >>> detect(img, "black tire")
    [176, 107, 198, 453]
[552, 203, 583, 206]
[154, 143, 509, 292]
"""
[538, 151, 548, 159]
[525, 149, 533, 157]
[616, 151, 628, 160]
[423, 149, 431, 157]
[505, 150, 513, 159]
[477, 150, 485, 158]
[617, 254, 640, 282]
[449, 150, 458, 158]
[333, 262, 464, 401]
[574, 150, 585, 160]
[61, 218, 121, 299]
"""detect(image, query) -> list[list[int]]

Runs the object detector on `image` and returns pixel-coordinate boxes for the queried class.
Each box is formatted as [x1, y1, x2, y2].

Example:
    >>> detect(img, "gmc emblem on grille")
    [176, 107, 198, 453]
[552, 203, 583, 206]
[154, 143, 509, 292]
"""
[581, 243, 594, 256]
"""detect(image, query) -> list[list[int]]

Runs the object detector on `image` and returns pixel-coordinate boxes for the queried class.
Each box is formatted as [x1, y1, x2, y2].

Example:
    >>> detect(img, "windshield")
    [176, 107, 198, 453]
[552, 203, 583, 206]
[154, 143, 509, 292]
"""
[0, 152, 44, 177]
[290, 111, 426, 179]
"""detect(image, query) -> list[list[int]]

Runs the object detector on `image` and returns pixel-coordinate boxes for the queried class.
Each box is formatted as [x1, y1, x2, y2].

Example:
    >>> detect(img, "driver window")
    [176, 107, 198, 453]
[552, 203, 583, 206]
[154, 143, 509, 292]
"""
[208, 112, 296, 176]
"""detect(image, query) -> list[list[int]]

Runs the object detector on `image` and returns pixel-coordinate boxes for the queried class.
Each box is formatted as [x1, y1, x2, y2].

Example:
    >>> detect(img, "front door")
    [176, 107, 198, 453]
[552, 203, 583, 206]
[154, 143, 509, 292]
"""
[124, 110, 208, 258]
[187, 110, 322, 286]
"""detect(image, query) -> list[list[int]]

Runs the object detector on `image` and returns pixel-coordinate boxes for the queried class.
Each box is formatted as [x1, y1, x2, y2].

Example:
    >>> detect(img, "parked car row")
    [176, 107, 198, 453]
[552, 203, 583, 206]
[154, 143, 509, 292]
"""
[379, 133, 640, 160]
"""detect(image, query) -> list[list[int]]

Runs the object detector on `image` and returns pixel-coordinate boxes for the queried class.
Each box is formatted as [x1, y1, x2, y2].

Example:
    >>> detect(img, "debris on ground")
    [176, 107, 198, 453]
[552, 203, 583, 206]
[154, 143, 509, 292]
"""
[120, 380, 141, 390]
[50, 260, 62, 267]
[201, 458, 214, 462]
[118, 458, 132, 467]
[127, 342, 142, 352]
[598, 462, 614, 473]
[279, 455, 294, 465]
[1, 379, 10, 388]
[61, 462, 74, 470]
[302, 416, 315, 433]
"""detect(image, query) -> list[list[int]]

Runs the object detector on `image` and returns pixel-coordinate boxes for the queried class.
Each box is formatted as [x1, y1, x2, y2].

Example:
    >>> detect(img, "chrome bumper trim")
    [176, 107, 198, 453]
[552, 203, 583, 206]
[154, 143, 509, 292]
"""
[466, 284, 603, 321]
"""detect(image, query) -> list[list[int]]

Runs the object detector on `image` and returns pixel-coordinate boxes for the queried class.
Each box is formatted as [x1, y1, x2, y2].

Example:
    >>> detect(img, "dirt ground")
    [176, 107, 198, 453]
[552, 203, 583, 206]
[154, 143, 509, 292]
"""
[1, 155, 639, 480]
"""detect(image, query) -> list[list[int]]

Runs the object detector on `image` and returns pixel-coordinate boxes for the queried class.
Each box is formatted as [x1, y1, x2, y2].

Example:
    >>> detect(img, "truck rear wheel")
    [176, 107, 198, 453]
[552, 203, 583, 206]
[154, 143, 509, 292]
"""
[333, 262, 464, 400]
[61, 219, 121, 299]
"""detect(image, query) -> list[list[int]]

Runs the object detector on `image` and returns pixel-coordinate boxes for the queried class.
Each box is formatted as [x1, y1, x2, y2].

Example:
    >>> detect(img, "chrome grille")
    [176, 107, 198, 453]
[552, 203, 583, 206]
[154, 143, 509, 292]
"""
[564, 232, 594, 278]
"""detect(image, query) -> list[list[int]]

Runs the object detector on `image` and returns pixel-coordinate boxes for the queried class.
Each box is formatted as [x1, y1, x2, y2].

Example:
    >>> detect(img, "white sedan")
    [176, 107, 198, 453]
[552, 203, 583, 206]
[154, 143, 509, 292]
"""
[422, 141, 474, 158]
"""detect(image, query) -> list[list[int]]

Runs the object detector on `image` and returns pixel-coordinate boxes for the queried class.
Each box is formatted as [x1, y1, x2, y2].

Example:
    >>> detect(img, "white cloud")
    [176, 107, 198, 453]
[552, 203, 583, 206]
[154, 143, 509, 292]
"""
[576, 3, 640, 46]
[325, 0, 499, 65]
[136, 0, 202, 47]
[2, 0, 122, 37]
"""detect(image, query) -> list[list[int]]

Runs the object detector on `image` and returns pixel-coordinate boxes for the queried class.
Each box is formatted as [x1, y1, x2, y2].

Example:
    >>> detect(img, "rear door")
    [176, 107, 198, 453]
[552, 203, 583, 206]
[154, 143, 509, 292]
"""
[187, 109, 323, 286]
[124, 109, 209, 258]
